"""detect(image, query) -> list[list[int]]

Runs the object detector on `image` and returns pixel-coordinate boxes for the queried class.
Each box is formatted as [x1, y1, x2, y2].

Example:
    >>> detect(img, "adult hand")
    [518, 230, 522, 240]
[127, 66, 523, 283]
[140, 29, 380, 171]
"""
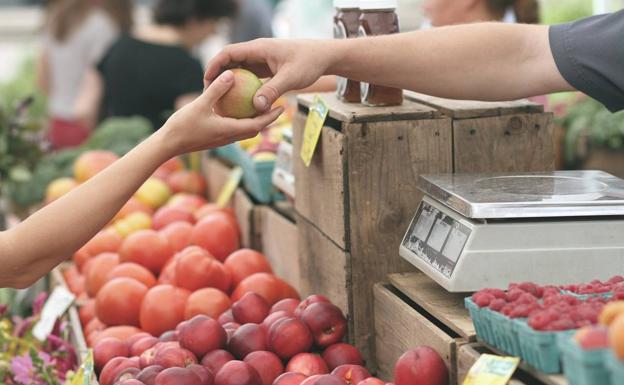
[204, 39, 334, 112]
[161, 70, 284, 157]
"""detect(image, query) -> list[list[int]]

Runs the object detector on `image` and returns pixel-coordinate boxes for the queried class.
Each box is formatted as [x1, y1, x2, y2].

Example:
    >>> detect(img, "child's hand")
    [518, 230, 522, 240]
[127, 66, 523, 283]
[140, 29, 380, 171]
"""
[159, 70, 284, 156]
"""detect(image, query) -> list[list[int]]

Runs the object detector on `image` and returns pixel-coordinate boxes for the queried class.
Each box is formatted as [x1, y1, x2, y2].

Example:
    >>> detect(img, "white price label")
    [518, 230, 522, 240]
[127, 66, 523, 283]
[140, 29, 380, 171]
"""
[33, 286, 75, 341]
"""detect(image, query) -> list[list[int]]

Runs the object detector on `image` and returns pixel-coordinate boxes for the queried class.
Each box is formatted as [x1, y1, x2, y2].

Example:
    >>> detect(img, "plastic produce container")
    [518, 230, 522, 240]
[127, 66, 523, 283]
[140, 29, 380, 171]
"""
[607, 352, 624, 385]
[559, 334, 611, 385]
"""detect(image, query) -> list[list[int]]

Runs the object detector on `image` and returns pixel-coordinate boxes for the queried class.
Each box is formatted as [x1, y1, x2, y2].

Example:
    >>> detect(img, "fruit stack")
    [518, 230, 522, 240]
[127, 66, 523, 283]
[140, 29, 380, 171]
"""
[559, 301, 624, 385]
[466, 278, 624, 373]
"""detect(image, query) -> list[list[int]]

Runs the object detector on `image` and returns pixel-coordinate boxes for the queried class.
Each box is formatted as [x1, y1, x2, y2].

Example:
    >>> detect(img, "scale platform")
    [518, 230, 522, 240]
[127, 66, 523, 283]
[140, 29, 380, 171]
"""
[399, 171, 624, 292]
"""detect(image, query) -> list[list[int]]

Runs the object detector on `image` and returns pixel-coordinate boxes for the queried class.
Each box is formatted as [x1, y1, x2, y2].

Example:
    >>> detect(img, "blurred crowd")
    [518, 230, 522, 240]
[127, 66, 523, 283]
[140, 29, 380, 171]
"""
[34, 0, 539, 149]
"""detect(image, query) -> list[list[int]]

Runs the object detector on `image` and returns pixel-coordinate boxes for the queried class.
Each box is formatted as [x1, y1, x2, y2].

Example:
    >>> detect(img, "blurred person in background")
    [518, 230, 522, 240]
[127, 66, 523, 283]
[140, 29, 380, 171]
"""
[87, 0, 236, 131]
[229, 0, 274, 43]
[423, 0, 539, 27]
[37, 0, 133, 149]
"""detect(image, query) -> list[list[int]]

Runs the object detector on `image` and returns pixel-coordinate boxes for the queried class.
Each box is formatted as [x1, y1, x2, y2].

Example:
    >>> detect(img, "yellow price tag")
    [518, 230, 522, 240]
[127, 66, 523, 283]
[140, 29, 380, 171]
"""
[70, 350, 94, 385]
[462, 354, 520, 385]
[216, 167, 243, 208]
[300, 95, 329, 167]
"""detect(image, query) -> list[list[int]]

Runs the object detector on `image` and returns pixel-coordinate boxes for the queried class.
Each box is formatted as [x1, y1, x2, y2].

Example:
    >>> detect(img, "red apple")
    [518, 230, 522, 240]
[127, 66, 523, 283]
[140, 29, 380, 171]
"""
[119, 380, 145, 385]
[268, 317, 313, 359]
[94, 337, 130, 373]
[228, 323, 267, 359]
[313, 375, 348, 385]
[286, 353, 329, 376]
[201, 349, 235, 375]
[100, 357, 140, 385]
[155, 367, 202, 385]
[179, 315, 227, 358]
[214, 360, 262, 385]
[300, 375, 323, 385]
[322, 344, 364, 371]
[273, 372, 307, 385]
[188, 364, 215, 385]
[232, 292, 270, 324]
[223, 322, 241, 331]
[131, 336, 159, 357]
[153, 346, 198, 368]
[271, 299, 300, 315]
[218, 310, 235, 325]
[301, 303, 347, 347]
[394, 347, 448, 385]
[136, 365, 164, 385]
[127, 332, 153, 348]
[244, 351, 284, 385]
[295, 295, 330, 318]
[331, 365, 370, 385]
[140, 348, 157, 369]
[114, 367, 141, 384]
[261, 311, 290, 333]
[357, 379, 385, 385]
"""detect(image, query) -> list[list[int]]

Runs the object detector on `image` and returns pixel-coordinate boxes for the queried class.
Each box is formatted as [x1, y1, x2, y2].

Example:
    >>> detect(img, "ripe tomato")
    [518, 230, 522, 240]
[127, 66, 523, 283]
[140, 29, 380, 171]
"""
[107, 262, 157, 288]
[184, 288, 232, 320]
[85, 229, 123, 256]
[73, 245, 92, 272]
[224, 249, 273, 287]
[231, 273, 299, 305]
[90, 326, 144, 347]
[85, 253, 120, 297]
[119, 230, 173, 275]
[79, 299, 96, 327]
[158, 255, 179, 285]
[84, 317, 106, 338]
[96, 278, 148, 326]
[159, 221, 193, 253]
[190, 213, 240, 261]
[175, 247, 231, 292]
[140, 285, 191, 336]
[152, 206, 195, 231]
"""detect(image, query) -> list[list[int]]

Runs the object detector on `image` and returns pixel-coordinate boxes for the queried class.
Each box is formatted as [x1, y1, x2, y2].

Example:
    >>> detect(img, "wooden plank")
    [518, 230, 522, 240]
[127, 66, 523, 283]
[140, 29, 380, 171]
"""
[232, 188, 256, 249]
[293, 112, 349, 248]
[297, 214, 350, 317]
[405, 91, 544, 119]
[388, 272, 476, 339]
[258, 206, 300, 290]
[297, 92, 438, 123]
[346, 117, 454, 363]
[453, 113, 555, 173]
[202, 155, 232, 202]
[374, 283, 456, 383]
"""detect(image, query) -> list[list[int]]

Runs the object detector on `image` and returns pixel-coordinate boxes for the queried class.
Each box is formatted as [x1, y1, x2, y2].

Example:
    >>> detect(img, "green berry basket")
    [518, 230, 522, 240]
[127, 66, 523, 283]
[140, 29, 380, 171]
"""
[559, 334, 611, 385]
[465, 298, 496, 345]
[607, 351, 624, 385]
[515, 321, 574, 373]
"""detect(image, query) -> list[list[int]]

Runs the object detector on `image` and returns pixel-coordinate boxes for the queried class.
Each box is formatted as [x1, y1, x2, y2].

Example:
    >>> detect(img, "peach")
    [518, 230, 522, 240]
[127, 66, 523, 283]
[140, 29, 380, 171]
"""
[152, 206, 195, 230]
[86, 229, 124, 256]
[218, 310, 235, 325]
[201, 349, 235, 375]
[74, 150, 119, 182]
[214, 69, 263, 119]
[131, 337, 159, 357]
[107, 263, 157, 289]
[155, 367, 202, 385]
[394, 347, 448, 385]
[268, 318, 313, 359]
[599, 301, 624, 326]
[159, 330, 180, 342]
[114, 367, 141, 384]
[188, 364, 215, 385]
[153, 346, 198, 368]
[119, 380, 145, 385]
[136, 365, 164, 385]
[179, 315, 227, 358]
[160, 221, 194, 253]
[85, 252, 120, 297]
[300, 375, 323, 385]
[322, 344, 363, 371]
[232, 292, 270, 324]
[166, 170, 207, 196]
[312, 375, 347, 385]
[96, 278, 148, 326]
[114, 198, 154, 222]
[294, 295, 330, 318]
[356, 379, 385, 385]
[127, 332, 152, 347]
[261, 311, 289, 333]
[243, 351, 284, 385]
[94, 337, 129, 373]
[167, 193, 207, 213]
[228, 323, 267, 359]
[45, 177, 78, 203]
[153, 157, 184, 180]
[100, 357, 140, 385]
[224, 249, 273, 288]
[286, 353, 329, 377]
[185, 288, 231, 320]
[190, 215, 240, 262]
[301, 303, 347, 347]
[135, 178, 172, 209]
[214, 360, 262, 385]
[271, 299, 300, 316]
[331, 365, 370, 385]
[273, 372, 307, 385]
[140, 348, 157, 369]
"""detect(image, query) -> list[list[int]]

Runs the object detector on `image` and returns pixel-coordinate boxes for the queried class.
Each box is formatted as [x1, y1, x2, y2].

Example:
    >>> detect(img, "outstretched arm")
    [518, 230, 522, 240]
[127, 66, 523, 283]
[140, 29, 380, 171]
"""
[0, 70, 283, 288]
[205, 23, 573, 112]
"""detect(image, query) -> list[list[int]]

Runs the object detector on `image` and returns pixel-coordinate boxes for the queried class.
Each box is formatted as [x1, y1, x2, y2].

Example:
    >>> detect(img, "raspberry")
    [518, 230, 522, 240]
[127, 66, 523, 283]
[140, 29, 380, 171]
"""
[510, 304, 532, 318]
[501, 304, 514, 317]
[575, 320, 592, 328]
[608, 276, 624, 284]
[545, 318, 576, 331]
[483, 288, 507, 300]
[528, 311, 553, 330]
[516, 293, 538, 305]
[614, 291, 624, 300]
[473, 292, 495, 307]
[488, 298, 507, 312]
[506, 288, 525, 302]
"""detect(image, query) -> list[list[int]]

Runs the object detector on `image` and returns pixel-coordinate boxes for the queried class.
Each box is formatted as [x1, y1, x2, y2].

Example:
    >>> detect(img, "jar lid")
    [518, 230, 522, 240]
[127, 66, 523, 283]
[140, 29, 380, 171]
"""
[359, 0, 397, 9]
[334, 0, 359, 8]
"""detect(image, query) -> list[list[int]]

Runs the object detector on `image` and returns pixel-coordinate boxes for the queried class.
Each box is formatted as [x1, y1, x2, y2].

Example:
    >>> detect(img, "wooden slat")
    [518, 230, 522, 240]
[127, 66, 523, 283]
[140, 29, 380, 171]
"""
[374, 283, 456, 383]
[202, 155, 232, 202]
[388, 272, 476, 339]
[293, 112, 349, 249]
[453, 113, 555, 173]
[405, 91, 544, 119]
[258, 206, 300, 290]
[296, 215, 350, 316]
[232, 188, 257, 249]
[297, 92, 438, 123]
[346, 117, 453, 363]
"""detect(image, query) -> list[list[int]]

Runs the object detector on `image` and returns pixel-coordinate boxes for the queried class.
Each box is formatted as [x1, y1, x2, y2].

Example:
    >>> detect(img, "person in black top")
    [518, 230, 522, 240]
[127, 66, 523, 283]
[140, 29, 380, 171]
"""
[85, 0, 236, 130]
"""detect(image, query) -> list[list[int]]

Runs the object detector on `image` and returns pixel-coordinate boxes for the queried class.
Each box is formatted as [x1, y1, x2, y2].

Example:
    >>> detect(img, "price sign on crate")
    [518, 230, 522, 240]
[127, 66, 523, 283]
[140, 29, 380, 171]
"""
[300, 95, 329, 167]
[462, 354, 520, 385]
[216, 166, 243, 208]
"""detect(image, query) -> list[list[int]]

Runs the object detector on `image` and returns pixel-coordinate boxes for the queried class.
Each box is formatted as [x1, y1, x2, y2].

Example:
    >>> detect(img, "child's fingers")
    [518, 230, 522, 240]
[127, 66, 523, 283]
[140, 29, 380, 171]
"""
[201, 70, 235, 106]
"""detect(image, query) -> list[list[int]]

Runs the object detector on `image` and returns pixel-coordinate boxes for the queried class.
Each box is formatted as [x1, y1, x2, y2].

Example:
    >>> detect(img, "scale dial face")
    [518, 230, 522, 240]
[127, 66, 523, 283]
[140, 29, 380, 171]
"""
[402, 200, 471, 278]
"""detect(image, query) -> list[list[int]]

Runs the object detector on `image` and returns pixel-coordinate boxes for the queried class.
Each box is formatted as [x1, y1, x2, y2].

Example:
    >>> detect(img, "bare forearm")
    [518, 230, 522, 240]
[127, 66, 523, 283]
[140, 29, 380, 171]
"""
[1, 130, 173, 287]
[329, 23, 573, 100]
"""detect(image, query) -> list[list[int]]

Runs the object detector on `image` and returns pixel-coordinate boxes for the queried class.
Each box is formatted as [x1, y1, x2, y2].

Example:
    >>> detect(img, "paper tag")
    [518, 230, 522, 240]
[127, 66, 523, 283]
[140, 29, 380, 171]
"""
[71, 350, 95, 385]
[300, 96, 329, 167]
[462, 354, 520, 385]
[32, 286, 75, 341]
[216, 166, 243, 208]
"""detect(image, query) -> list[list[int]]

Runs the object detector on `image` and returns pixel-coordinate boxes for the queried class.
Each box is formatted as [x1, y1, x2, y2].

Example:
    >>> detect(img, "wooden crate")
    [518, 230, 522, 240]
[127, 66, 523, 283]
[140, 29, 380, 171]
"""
[256, 204, 300, 291]
[293, 92, 554, 365]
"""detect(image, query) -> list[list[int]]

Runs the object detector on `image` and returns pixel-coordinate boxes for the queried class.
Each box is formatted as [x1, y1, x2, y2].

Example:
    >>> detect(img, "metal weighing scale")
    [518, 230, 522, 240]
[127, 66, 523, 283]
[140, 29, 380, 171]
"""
[399, 170, 624, 292]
